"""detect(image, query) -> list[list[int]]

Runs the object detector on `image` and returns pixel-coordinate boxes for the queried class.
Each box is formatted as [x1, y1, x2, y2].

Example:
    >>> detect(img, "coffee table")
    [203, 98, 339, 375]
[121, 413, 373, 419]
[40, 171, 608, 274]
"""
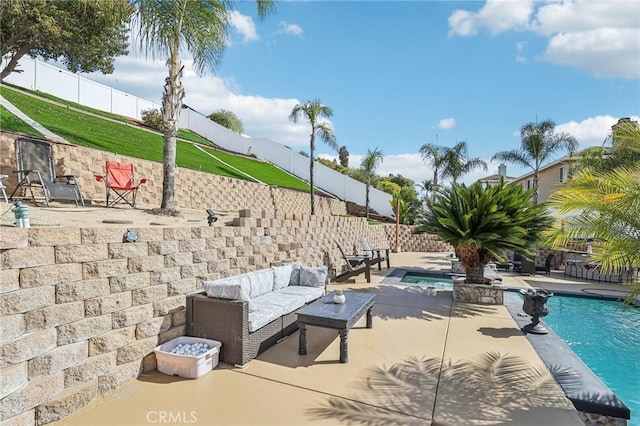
[296, 291, 375, 363]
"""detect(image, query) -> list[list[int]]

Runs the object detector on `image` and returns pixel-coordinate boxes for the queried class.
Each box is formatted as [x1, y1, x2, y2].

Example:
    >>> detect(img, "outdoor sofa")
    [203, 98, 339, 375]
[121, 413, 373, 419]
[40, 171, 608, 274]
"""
[186, 263, 327, 366]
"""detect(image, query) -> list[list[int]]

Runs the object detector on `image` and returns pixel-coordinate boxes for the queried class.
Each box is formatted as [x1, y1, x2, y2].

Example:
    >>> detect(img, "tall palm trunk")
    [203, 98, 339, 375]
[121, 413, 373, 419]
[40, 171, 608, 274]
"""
[532, 171, 539, 205]
[160, 52, 184, 210]
[309, 133, 316, 215]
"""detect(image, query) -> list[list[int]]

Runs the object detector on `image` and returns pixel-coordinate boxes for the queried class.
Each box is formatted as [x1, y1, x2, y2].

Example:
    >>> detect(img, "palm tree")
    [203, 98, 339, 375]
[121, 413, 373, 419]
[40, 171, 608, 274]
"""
[415, 179, 435, 204]
[492, 119, 577, 204]
[546, 121, 640, 304]
[289, 99, 338, 215]
[133, 0, 275, 211]
[442, 141, 488, 183]
[415, 180, 552, 284]
[418, 143, 447, 193]
[361, 147, 384, 220]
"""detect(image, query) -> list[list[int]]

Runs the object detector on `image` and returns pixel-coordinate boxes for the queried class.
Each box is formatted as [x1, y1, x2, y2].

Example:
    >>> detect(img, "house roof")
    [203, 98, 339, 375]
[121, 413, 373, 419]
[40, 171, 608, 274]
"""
[478, 174, 517, 181]
[511, 152, 582, 181]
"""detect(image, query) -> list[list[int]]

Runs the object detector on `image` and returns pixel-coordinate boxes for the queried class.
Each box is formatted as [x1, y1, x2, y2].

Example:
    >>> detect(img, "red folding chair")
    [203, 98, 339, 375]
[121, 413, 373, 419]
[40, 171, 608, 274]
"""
[95, 161, 147, 208]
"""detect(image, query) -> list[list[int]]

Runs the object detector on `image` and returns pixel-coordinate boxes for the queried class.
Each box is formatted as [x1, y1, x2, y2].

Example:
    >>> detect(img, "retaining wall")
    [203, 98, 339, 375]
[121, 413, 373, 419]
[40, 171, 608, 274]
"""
[383, 224, 454, 253]
[0, 209, 396, 425]
[0, 132, 347, 217]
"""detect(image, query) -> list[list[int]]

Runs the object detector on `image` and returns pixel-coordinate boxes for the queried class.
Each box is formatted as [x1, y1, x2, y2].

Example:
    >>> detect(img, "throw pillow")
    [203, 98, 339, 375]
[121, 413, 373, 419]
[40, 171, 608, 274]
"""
[299, 266, 328, 288]
[272, 264, 294, 290]
[288, 262, 303, 286]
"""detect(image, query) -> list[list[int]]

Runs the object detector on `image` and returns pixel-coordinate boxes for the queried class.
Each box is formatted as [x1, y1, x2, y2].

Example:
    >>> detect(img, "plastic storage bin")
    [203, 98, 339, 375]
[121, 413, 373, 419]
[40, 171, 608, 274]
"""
[154, 336, 222, 379]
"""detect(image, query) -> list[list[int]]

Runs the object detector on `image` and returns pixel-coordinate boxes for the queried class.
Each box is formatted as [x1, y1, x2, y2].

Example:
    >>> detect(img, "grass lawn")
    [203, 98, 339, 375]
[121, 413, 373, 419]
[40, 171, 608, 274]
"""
[0, 86, 310, 191]
[0, 105, 42, 137]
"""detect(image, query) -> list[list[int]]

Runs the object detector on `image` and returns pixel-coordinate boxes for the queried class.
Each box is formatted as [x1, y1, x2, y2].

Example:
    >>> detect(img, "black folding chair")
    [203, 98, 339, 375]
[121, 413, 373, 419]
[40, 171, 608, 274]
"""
[9, 138, 84, 207]
[334, 242, 371, 283]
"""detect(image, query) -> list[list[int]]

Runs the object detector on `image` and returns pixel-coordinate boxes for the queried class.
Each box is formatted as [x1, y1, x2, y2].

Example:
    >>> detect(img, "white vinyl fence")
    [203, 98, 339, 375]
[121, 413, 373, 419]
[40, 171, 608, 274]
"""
[3, 57, 393, 217]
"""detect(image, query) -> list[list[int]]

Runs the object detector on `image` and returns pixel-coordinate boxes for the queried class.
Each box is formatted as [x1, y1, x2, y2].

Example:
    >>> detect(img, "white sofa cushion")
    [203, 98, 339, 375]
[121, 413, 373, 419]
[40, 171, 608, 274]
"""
[277, 285, 324, 303]
[272, 264, 293, 290]
[299, 265, 328, 288]
[202, 270, 271, 313]
[246, 269, 275, 298]
[252, 291, 305, 315]
[248, 303, 284, 333]
[203, 274, 252, 301]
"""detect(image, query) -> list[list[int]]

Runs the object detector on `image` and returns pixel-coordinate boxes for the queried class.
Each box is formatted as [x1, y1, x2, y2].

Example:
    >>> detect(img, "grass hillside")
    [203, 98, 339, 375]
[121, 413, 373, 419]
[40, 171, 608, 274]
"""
[0, 85, 311, 192]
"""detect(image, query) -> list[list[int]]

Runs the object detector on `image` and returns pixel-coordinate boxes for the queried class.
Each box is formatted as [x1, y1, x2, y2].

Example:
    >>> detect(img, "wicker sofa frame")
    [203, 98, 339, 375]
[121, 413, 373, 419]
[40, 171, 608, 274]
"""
[186, 292, 316, 367]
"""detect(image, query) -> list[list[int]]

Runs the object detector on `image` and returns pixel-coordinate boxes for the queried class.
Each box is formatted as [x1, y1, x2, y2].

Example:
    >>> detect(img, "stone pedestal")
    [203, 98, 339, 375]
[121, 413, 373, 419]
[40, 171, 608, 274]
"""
[453, 282, 504, 305]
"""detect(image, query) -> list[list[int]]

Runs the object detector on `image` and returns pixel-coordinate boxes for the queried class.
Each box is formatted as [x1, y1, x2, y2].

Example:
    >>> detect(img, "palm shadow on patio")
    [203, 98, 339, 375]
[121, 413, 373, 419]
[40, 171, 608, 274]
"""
[308, 352, 579, 426]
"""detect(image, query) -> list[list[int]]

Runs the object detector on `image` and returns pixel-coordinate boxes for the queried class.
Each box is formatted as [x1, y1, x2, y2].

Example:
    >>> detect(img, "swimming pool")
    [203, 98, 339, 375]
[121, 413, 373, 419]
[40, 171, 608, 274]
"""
[535, 294, 639, 424]
[400, 271, 453, 290]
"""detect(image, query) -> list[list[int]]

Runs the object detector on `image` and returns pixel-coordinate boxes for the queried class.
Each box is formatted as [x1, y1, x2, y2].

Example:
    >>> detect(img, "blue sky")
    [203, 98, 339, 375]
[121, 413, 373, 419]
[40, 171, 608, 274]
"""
[88, 0, 640, 186]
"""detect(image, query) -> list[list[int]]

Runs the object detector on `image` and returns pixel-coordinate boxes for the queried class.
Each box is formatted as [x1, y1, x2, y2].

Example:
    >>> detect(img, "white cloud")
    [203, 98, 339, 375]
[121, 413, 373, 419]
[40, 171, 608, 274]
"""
[448, 10, 477, 36]
[543, 28, 640, 79]
[448, 0, 533, 36]
[515, 41, 528, 63]
[277, 21, 303, 37]
[532, 0, 639, 35]
[556, 115, 640, 148]
[448, 0, 640, 79]
[437, 118, 456, 129]
[228, 11, 259, 44]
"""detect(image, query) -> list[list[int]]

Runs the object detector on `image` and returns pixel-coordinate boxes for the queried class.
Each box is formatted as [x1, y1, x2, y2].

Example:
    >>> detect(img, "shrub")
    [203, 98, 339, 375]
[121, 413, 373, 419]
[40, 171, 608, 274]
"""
[141, 108, 163, 131]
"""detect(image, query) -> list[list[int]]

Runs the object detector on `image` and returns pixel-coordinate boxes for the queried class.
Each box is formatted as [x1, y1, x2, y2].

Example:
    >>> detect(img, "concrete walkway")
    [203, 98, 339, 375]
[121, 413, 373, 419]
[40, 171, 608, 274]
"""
[0, 95, 65, 142]
[54, 252, 594, 426]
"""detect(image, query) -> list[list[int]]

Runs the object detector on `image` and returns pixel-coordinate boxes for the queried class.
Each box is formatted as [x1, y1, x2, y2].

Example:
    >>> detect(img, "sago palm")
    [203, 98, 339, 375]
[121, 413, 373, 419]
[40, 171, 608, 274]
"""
[289, 99, 338, 215]
[361, 147, 384, 220]
[133, 0, 275, 210]
[415, 180, 552, 284]
[492, 119, 577, 204]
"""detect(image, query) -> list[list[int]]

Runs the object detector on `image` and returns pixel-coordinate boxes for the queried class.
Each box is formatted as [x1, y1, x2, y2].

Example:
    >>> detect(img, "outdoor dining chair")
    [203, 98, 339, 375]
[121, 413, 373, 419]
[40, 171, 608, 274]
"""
[9, 137, 85, 207]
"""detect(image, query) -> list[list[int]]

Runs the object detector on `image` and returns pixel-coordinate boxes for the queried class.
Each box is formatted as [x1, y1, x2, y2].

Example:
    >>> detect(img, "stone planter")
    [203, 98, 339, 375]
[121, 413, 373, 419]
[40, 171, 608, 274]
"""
[453, 281, 504, 305]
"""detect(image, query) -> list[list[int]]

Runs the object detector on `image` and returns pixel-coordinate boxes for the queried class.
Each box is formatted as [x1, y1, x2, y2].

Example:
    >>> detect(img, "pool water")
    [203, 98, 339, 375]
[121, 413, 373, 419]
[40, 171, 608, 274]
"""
[400, 272, 453, 290]
[542, 295, 640, 424]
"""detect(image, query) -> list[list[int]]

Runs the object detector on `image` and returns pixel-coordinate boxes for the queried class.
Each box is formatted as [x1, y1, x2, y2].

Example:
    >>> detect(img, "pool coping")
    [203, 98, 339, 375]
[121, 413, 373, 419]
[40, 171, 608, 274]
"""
[503, 290, 631, 420]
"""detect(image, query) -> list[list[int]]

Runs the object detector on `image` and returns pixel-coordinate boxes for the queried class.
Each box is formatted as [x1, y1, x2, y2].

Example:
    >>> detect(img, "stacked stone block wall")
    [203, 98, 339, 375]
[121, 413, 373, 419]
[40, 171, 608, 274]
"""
[383, 224, 453, 253]
[0, 211, 393, 425]
[0, 132, 335, 216]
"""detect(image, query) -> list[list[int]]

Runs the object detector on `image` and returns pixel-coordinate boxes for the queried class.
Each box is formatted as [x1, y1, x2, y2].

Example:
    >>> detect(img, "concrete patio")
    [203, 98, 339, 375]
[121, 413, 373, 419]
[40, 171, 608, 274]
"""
[47, 251, 638, 426]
